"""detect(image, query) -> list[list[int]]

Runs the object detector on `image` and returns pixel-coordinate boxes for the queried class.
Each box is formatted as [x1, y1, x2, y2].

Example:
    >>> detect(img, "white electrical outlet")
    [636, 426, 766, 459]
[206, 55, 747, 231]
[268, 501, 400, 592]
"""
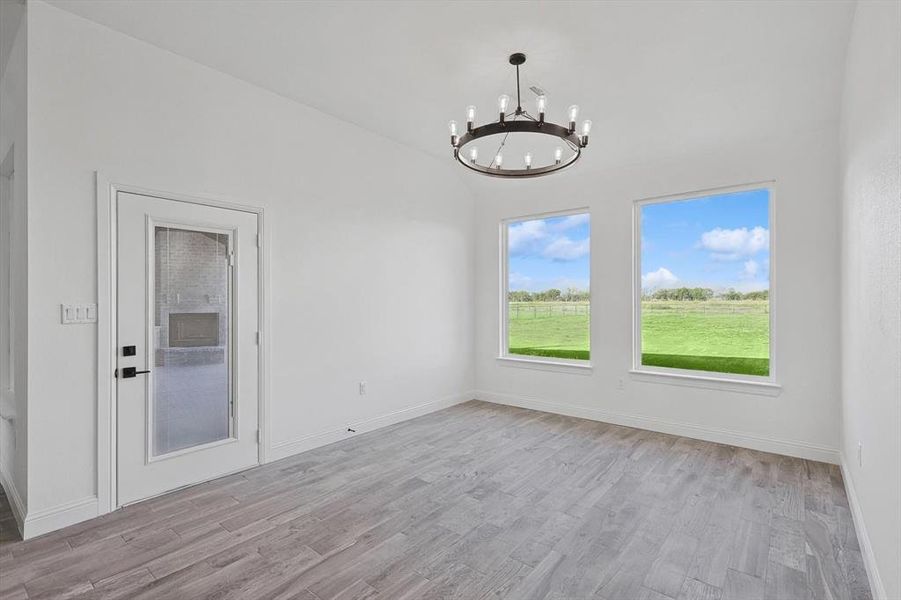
[359, 381, 367, 396]
[857, 442, 863, 467]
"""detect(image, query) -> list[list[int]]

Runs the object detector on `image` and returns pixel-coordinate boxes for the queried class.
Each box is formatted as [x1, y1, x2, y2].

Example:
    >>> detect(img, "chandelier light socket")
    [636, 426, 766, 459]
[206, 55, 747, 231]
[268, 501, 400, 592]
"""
[466, 105, 476, 131]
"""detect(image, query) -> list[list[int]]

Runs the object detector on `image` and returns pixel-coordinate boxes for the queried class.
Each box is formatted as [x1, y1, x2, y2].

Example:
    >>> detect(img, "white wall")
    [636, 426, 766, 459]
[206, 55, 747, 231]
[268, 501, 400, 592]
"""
[839, 2, 901, 598]
[474, 125, 843, 463]
[24, 1, 474, 522]
[0, 0, 29, 529]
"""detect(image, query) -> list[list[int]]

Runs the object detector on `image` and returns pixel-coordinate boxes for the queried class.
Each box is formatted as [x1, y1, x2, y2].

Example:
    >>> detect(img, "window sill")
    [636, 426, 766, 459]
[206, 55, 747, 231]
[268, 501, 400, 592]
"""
[629, 368, 781, 396]
[497, 356, 593, 375]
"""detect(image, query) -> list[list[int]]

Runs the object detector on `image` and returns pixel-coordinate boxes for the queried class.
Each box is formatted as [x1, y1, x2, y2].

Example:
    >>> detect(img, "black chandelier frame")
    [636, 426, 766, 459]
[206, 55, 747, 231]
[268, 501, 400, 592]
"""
[450, 52, 589, 178]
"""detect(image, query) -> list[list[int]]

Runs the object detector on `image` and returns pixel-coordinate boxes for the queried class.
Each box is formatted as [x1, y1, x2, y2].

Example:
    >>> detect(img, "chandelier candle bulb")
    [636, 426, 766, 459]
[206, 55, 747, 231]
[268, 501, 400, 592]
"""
[498, 94, 510, 122]
[537, 95, 547, 123]
[568, 105, 580, 132]
[524, 153, 532, 169]
[448, 120, 458, 146]
[466, 105, 476, 131]
[495, 154, 503, 169]
[580, 119, 592, 146]
[469, 147, 478, 163]
[555, 147, 563, 164]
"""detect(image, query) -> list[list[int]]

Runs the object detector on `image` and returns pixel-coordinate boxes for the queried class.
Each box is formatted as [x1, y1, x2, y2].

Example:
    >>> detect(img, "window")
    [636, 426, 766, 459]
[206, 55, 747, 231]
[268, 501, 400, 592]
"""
[502, 211, 590, 363]
[635, 186, 772, 379]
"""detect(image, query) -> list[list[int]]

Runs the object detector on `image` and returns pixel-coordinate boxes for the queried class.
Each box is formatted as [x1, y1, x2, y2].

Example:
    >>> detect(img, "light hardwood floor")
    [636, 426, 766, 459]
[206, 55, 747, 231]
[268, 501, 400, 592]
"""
[0, 401, 871, 599]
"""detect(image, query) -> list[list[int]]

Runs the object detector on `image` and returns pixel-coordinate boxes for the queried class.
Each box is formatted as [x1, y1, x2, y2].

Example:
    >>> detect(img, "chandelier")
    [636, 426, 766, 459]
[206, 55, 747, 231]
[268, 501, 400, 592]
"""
[448, 53, 591, 178]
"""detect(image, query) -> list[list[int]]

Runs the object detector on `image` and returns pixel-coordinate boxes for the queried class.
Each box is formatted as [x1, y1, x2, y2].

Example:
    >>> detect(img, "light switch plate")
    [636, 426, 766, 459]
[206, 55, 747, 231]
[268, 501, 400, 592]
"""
[61, 303, 97, 324]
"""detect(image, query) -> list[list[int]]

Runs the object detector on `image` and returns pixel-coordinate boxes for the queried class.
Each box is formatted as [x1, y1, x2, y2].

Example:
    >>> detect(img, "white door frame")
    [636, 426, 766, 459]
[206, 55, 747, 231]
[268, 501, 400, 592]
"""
[95, 172, 270, 514]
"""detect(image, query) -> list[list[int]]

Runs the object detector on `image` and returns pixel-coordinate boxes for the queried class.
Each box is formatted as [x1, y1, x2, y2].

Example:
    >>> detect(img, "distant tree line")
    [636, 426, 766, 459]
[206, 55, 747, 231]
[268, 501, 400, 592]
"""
[510, 287, 768, 302]
[642, 287, 769, 301]
[508, 287, 589, 302]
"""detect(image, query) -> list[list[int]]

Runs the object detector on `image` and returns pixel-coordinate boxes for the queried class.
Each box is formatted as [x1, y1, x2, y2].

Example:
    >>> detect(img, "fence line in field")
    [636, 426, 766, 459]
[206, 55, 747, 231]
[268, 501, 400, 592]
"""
[507, 300, 770, 319]
[508, 302, 591, 319]
[641, 300, 769, 315]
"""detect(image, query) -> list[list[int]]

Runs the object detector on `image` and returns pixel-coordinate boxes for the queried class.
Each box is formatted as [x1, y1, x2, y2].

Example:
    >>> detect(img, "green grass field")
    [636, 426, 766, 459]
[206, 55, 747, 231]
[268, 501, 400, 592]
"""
[508, 303, 590, 361]
[508, 300, 769, 376]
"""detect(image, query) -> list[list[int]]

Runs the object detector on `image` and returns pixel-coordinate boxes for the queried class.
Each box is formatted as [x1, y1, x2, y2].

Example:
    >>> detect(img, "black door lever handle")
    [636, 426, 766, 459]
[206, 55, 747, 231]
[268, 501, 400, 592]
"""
[119, 367, 151, 379]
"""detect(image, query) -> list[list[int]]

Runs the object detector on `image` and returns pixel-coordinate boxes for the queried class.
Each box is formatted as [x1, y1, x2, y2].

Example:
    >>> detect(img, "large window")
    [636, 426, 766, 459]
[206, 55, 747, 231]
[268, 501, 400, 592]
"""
[502, 211, 590, 363]
[636, 186, 772, 379]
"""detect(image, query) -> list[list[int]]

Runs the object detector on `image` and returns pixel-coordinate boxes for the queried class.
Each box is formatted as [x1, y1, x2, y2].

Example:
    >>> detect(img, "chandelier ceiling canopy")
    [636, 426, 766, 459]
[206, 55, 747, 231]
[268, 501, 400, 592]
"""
[448, 53, 591, 178]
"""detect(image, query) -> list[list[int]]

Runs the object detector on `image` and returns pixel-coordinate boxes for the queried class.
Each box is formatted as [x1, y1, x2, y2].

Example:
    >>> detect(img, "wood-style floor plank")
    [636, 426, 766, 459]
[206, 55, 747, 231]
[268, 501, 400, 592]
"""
[0, 401, 872, 599]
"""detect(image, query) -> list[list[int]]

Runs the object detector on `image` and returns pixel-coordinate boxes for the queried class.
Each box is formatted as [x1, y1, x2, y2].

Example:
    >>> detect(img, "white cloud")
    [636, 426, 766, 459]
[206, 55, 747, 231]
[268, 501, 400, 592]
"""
[508, 219, 548, 255]
[740, 259, 759, 279]
[552, 214, 590, 231]
[542, 237, 589, 261]
[509, 216, 589, 261]
[699, 226, 769, 260]
[508, 272, 534, 290]
[642, 267, 678, 289]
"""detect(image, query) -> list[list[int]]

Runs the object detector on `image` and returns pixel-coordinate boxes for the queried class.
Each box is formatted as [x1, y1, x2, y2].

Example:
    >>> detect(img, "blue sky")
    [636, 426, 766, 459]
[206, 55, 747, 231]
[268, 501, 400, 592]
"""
[508, 214, 590, 292]
[641, 188, 770, 293]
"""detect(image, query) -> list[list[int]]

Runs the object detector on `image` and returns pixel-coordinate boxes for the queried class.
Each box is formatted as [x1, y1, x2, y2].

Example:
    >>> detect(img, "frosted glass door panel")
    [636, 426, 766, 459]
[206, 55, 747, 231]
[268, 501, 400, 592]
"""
[153, 226, 232, 456]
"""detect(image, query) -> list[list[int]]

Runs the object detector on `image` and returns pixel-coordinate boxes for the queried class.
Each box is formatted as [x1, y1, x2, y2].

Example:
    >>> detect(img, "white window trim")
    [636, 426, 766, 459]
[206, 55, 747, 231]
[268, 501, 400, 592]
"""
[499, 207, 592, 371]
[631, 181, 778, 388]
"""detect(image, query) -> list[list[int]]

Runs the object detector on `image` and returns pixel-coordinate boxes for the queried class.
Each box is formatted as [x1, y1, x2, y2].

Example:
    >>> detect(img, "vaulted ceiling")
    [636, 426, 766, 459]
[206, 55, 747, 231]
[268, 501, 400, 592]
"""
[49, 0, 855, 171]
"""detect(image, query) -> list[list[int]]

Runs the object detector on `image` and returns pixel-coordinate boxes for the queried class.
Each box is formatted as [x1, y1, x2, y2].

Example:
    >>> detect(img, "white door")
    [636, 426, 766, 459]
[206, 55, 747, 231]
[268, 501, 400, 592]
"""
[117, 192, 259, 505]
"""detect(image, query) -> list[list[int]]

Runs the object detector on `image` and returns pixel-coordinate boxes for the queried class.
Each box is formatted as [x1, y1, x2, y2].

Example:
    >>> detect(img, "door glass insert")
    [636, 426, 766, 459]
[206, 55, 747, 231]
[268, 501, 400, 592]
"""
[153, 226, 232, 456]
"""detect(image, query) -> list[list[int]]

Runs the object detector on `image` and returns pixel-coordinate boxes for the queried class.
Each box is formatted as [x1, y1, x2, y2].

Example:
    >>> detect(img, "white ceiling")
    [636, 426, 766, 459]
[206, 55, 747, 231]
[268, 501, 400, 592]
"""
[48, 0, 855, 171]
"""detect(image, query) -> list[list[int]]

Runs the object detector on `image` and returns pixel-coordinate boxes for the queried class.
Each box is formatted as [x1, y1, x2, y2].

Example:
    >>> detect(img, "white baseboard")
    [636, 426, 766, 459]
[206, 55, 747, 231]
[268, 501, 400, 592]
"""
[22, 495, 99, 540]
[0, 467, 25, 536]
[475, 390, 840, 464]
[269, 390, 474, 462]
[840, 457, 887, 600]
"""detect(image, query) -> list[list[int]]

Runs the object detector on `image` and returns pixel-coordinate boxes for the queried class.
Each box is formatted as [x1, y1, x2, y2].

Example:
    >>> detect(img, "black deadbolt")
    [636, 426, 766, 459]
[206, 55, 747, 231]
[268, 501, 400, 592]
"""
[122, 345, 136, 356]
